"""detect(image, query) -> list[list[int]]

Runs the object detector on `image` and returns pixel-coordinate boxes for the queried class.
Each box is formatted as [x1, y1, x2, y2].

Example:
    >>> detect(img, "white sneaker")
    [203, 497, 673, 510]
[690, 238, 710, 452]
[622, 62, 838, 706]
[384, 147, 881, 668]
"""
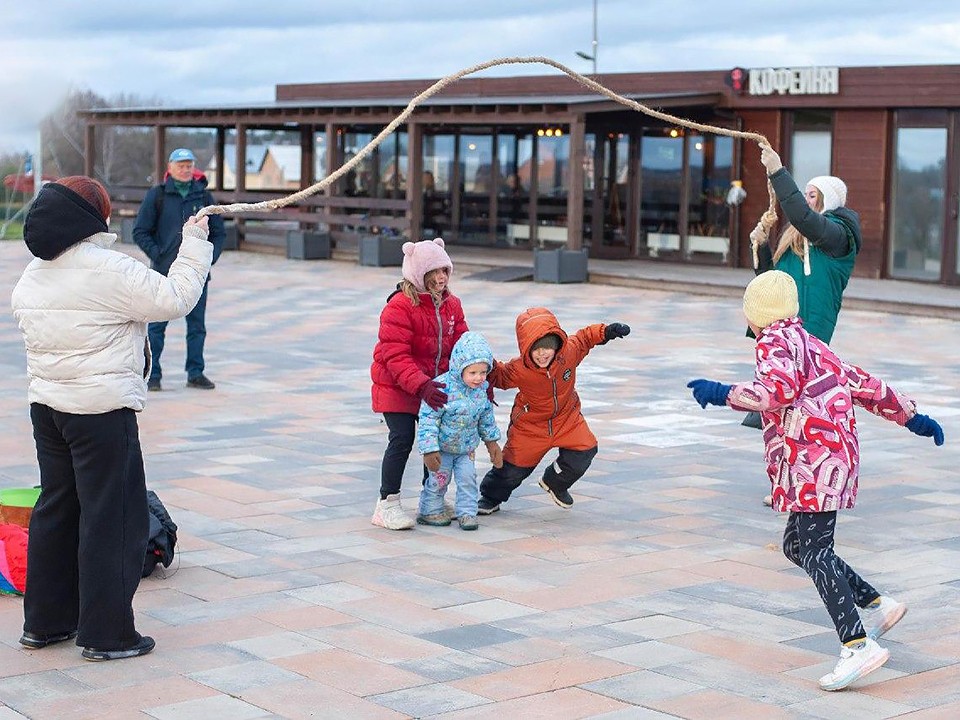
[861, 596, 907, 640]
[370, 493, 415, 530]
[819, 638, 890, 691]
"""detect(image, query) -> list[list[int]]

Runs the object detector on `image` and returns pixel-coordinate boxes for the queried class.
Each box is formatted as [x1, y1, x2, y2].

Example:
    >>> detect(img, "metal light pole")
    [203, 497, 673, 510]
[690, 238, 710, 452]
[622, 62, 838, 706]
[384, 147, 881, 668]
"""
[575, 0, 598, 75]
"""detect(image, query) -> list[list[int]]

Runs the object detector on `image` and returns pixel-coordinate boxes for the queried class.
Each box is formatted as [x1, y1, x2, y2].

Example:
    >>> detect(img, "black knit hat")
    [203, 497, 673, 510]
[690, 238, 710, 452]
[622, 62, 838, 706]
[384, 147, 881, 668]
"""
[531, 333, 561, 352]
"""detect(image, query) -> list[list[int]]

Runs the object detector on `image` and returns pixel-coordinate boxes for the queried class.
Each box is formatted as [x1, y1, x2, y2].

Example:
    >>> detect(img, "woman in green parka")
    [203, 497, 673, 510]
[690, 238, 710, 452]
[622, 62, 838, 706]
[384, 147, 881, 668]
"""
[757, 142, 862, 343]
[753, 143, 862, 505]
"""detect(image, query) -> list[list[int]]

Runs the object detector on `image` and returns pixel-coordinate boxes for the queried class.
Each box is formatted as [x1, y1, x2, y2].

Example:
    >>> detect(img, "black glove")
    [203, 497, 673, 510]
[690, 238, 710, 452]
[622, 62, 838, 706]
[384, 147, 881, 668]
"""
[602, 322, 631, 343]
[418, 380, 448, 411]
[905, 413, 944, 446]
[687, 379, 732, 409]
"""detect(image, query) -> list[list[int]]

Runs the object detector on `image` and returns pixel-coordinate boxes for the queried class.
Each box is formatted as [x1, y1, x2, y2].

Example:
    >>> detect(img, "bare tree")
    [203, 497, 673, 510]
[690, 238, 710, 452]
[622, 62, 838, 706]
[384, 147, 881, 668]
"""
[41, 89, 165, 187]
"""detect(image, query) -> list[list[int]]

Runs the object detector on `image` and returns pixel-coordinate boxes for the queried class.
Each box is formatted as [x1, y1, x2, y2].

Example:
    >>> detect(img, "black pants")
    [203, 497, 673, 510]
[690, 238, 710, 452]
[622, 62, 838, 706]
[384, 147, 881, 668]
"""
[783, 511, 880, 644]
[379, 412, 427, 499]
[480, 445, 598, 504]
[25, 403, 149, 649]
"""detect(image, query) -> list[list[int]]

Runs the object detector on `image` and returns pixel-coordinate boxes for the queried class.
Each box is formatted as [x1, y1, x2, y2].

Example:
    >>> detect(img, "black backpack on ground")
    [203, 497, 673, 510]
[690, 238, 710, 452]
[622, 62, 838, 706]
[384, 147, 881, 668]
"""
[143, 490, 178, 578]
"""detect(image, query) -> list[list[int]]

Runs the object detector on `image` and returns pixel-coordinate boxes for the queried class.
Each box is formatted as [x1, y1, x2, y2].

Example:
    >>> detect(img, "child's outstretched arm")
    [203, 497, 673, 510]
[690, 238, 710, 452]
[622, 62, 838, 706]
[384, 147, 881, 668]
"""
[688, 339, 801, 413]
[844, 361, 945, 445]
[566, 322, 630, 364]
[488, 357, 520, 390]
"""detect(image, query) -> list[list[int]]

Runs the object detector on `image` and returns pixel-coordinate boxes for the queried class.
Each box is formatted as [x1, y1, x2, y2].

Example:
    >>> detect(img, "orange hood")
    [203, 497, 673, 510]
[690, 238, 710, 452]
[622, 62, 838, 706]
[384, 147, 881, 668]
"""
[515, 307, 568, 368]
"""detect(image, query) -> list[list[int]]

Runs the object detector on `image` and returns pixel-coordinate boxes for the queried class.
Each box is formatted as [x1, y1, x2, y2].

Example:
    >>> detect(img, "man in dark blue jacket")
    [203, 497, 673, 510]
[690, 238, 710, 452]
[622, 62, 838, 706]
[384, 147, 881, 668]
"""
[134, 148, 225, 390]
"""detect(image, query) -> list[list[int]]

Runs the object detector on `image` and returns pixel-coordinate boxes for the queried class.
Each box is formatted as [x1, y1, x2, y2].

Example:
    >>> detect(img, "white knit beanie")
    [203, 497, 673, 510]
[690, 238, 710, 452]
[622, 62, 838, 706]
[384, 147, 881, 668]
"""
[743, 270, 799, 329]
[806, 176, 847, 212]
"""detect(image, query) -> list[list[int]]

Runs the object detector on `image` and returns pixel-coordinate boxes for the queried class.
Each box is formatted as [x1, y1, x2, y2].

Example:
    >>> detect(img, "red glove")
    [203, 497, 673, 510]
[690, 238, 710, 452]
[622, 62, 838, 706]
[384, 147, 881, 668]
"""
[418, 380, 448, 410]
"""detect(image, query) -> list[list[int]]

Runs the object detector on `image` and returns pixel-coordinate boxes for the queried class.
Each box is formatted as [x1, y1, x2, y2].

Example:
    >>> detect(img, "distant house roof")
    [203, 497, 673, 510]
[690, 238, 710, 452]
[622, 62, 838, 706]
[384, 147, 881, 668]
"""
[218, 143, 326, 184]
[221, 144, 268, 174]
[267, 145, 302, 182]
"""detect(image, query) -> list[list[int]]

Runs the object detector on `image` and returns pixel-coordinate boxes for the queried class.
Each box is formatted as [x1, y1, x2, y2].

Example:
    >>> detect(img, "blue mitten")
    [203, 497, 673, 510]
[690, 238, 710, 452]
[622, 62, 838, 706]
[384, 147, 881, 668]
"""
[687, 379, 732, 409]
[905, 413, 944, 446]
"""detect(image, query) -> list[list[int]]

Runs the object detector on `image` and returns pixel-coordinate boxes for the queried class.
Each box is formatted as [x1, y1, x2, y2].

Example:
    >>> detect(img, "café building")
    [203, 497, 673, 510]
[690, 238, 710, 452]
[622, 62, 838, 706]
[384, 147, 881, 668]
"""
[82, 63, 960, 284]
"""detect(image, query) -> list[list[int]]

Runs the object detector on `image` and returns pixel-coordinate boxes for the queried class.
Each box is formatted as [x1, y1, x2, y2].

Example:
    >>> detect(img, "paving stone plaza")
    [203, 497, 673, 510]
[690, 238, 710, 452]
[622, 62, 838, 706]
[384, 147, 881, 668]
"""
[1, 242, 958, 719]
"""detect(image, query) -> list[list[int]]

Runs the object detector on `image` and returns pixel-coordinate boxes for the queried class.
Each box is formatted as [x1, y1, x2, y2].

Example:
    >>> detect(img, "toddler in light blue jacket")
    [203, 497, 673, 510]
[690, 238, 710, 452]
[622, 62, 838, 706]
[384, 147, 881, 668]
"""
[417, 332, 502, 530]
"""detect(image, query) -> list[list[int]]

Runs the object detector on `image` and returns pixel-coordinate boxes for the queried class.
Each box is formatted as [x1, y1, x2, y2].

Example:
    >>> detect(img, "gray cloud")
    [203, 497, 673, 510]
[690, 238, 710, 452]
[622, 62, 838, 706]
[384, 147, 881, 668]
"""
[1, 1, 957, 153]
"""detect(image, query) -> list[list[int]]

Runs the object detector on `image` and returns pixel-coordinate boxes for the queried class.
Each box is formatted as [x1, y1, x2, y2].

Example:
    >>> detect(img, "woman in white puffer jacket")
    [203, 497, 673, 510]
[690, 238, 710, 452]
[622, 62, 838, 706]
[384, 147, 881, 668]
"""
[10, 176, 212, 661]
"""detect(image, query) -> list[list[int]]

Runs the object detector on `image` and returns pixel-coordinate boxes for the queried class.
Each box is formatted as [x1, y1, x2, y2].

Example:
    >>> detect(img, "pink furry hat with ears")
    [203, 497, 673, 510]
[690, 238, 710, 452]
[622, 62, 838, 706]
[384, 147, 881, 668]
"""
[401, 238, 453, 292]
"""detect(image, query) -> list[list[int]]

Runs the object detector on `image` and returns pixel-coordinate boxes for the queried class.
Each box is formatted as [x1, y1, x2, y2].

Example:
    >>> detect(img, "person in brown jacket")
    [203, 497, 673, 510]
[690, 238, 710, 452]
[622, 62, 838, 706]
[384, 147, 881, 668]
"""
[477, 307, 630, 514]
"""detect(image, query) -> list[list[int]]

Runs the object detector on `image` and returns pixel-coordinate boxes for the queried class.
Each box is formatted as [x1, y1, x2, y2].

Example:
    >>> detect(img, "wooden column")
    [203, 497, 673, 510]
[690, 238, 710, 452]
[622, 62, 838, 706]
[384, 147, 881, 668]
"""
[529, 133, 539, 247]
[234, 124, 247, 243]
[300, 126, 314, 189]
[153, 127, 165, 185]
[325, 122, 337, 230]
[84, 124, 95, 177]
[628, 132, 642, 257]
[300, 125, 315, 230]
[235, 125, 247, 192]
[407, 121, 424, 241]
[489, 132, 499, 242]
[215, 127, 226, 191]
[566, 116, 585, 251]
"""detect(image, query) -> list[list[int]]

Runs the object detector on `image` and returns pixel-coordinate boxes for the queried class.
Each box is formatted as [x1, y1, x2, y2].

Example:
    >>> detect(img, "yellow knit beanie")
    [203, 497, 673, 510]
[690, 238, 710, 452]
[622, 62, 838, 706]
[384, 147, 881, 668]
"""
[743, 270, 799, 329]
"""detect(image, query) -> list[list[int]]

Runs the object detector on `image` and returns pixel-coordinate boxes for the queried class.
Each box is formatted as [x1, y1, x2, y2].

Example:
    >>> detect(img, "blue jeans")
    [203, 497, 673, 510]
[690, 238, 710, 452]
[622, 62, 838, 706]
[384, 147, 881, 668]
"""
[418, 452, 478, 518]
[148, 280, 208, 381]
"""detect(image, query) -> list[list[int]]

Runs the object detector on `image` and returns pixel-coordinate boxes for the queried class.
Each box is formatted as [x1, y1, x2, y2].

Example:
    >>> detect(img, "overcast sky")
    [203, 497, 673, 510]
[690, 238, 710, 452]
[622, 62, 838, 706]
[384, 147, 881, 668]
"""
[2, 0, 958, 154]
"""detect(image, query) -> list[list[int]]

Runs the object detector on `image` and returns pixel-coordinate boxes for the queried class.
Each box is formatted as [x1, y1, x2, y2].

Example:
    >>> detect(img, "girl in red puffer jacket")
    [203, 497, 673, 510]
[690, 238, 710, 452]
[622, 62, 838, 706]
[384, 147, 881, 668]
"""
[370, 238, 468, 529]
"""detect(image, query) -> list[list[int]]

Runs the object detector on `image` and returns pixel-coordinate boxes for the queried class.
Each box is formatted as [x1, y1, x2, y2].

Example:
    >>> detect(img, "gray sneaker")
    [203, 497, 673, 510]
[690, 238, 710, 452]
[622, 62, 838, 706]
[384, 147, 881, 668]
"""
[458, 515, 478, 531]
[539, 478, 573, 508]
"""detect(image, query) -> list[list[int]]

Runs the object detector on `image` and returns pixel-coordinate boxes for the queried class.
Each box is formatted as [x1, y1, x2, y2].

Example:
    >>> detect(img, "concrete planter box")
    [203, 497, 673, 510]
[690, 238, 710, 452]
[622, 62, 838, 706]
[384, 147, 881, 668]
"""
[120, 217, 135, 244]
[533, 248, 588, 283]
[223, 222, 240, 251]
[359, 235, 404, 267]
[286, 230, 331, 260]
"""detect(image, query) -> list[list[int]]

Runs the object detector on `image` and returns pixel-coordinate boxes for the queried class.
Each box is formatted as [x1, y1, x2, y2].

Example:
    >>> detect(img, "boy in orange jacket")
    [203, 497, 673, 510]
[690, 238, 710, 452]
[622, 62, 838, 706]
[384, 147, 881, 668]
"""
[477, 307, 630, 514]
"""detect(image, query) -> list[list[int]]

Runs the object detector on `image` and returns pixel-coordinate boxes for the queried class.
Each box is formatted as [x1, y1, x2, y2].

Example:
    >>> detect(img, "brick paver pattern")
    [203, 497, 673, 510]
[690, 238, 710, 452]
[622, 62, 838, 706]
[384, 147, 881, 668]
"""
[0, 242, 958, 719]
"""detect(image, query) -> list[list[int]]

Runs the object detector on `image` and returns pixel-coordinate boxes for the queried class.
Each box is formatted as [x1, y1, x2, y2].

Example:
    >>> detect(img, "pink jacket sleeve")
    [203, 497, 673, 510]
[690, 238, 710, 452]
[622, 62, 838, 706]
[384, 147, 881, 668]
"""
[726, 338, 801, 412]
[842, 361, 916, 426]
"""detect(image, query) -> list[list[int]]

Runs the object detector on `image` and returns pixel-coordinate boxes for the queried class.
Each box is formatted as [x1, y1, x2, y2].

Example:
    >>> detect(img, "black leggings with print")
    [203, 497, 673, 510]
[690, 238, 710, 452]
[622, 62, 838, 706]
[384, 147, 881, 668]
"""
[783, 511, 881, 644]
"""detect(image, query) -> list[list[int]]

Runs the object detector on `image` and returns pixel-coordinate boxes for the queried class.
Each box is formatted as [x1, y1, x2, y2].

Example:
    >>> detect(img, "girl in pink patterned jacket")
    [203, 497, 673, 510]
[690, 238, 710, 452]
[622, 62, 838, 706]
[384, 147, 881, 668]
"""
[687, 270, 944, 693]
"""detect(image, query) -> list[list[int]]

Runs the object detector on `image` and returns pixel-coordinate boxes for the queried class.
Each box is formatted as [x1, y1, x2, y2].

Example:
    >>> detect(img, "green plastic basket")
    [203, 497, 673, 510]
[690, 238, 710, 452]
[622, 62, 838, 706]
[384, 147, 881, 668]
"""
[0, 487, 41, 528]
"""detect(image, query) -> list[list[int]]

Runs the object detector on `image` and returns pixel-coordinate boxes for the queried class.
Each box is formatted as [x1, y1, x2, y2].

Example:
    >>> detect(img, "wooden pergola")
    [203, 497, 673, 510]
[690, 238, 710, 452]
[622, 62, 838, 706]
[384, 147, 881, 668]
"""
[81, 70, 725, 254]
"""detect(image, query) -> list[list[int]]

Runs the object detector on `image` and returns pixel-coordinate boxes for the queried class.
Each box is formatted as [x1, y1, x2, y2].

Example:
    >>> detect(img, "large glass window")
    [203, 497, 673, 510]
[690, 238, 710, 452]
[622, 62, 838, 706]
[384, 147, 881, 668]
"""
[379, 131, 408, 199]
[535, 130, 569, 243]
[313, 129, 327, 184]
[226, 129, 301, 191]
[341, 130, 375, 197]
[422, 134, 455, 237]
[790, 110, 832, 184]
[599, 132, 630, 247]
[890, 125, 947, 280]
[458, 134, 493, 241]
[686, 134, 733, 263]
[498, 132, 531, 246]
[639, 131, 683, 258]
